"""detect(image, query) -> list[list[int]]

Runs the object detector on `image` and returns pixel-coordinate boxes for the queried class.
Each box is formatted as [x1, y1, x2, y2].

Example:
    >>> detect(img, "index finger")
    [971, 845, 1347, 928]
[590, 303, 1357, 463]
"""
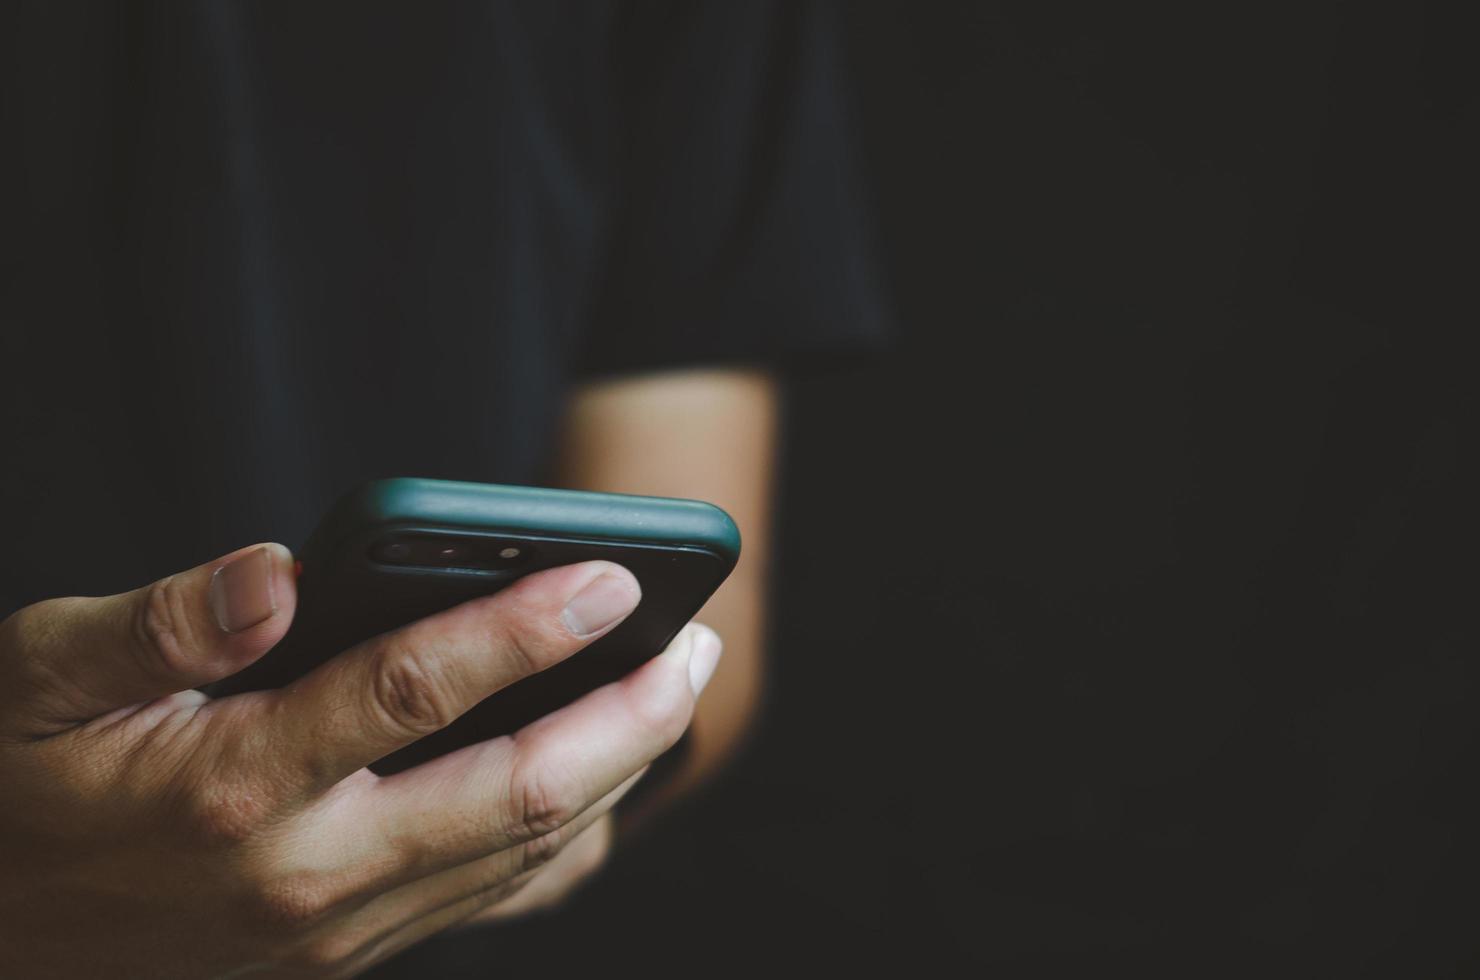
[257, 560, 641, 792]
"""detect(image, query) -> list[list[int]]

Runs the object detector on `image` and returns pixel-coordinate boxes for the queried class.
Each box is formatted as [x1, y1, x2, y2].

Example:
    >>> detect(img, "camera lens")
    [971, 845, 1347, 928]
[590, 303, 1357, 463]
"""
[371, 539, 413, 564]
[369, 535, 530, 570]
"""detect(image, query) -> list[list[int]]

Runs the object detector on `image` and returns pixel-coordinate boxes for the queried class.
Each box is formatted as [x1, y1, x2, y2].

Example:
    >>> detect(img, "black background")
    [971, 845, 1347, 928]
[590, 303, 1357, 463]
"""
[380, 3, 1472, 975]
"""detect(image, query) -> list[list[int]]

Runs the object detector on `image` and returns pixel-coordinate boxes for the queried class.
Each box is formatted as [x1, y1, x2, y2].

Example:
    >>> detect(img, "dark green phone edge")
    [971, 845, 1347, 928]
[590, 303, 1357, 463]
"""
[307, 476, 742, 570]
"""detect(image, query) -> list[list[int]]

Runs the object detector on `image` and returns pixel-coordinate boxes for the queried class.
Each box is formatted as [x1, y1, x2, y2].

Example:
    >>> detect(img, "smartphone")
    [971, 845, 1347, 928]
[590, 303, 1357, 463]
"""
[206, 477, 740, 774]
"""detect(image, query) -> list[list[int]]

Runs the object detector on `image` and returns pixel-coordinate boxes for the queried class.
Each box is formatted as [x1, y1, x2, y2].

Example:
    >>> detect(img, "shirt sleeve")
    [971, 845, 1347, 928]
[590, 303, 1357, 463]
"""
[576, 0, 892, 378]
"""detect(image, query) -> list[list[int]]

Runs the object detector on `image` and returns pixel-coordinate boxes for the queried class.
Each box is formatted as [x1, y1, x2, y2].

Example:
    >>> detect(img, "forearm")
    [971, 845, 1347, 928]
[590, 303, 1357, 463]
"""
[553, 367, 778, 818]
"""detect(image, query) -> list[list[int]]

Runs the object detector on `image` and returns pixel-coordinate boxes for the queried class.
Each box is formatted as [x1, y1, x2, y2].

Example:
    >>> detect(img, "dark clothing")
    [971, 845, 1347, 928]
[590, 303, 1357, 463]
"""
[2, 1, 887, 613]
[3, 8, 884, 972]
[13, 2, 1467, 977]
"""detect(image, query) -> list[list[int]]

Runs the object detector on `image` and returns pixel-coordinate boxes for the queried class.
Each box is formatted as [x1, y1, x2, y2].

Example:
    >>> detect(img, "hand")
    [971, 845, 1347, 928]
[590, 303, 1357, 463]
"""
[465, 812, 617, 925]
[0, 544, 722, 978]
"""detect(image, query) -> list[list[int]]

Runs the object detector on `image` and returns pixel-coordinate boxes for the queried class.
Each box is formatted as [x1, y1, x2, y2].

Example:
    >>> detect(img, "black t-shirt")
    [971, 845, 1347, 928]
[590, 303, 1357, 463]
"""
[2, 1, 887, 613]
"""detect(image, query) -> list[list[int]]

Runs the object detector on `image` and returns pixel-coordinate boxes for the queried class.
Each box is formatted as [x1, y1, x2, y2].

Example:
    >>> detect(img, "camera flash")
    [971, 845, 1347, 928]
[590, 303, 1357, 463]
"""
[499, 547, 521, 559]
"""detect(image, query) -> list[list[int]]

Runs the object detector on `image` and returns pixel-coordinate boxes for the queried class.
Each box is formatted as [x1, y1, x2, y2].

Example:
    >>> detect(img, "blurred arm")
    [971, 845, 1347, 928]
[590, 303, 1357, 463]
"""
[554, 367, 778, 816]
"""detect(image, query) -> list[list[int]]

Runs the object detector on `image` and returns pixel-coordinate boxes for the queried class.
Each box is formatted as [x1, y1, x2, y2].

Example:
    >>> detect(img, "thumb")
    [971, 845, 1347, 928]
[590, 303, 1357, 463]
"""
[0, 543, 297, 734]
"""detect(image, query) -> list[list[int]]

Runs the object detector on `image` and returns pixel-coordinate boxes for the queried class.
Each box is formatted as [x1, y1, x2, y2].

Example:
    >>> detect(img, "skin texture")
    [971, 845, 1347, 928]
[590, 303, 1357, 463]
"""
[463, 366, 780, 922]
[0, 368, 777, 973]
[0, 547, 719, 978]
[555, 367, 777, 803]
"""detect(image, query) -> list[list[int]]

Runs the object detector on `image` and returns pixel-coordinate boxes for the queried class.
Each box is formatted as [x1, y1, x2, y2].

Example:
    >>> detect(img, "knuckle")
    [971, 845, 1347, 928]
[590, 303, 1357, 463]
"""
[489, 610, 561, 677]
[510, 762, 581, 840]
[182, 781, 273, 845]
[517, 827, 568, 875]
[245, 872, 336, 934]
[368, 639, 459, 738]
[134, 576, 201, 679]
[503, 628, 549, 678]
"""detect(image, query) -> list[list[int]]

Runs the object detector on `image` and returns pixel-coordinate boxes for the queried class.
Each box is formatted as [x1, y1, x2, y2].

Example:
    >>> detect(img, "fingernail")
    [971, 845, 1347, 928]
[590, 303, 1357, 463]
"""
[210, 547, 278, 634]
[687, 625, 722, 696]
[562, 571, 641, 637]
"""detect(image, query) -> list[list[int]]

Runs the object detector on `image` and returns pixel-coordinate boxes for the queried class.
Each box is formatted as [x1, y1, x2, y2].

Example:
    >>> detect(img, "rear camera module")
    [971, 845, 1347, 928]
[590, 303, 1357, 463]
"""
[369, 535, 533, 571]
[370, 539, 413, 564]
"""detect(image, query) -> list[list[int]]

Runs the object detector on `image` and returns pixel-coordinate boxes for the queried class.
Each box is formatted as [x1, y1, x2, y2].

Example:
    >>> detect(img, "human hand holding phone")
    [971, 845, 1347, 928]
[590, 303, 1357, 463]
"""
[208, 479, 740, 775]
[0, 543, 720, 978]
